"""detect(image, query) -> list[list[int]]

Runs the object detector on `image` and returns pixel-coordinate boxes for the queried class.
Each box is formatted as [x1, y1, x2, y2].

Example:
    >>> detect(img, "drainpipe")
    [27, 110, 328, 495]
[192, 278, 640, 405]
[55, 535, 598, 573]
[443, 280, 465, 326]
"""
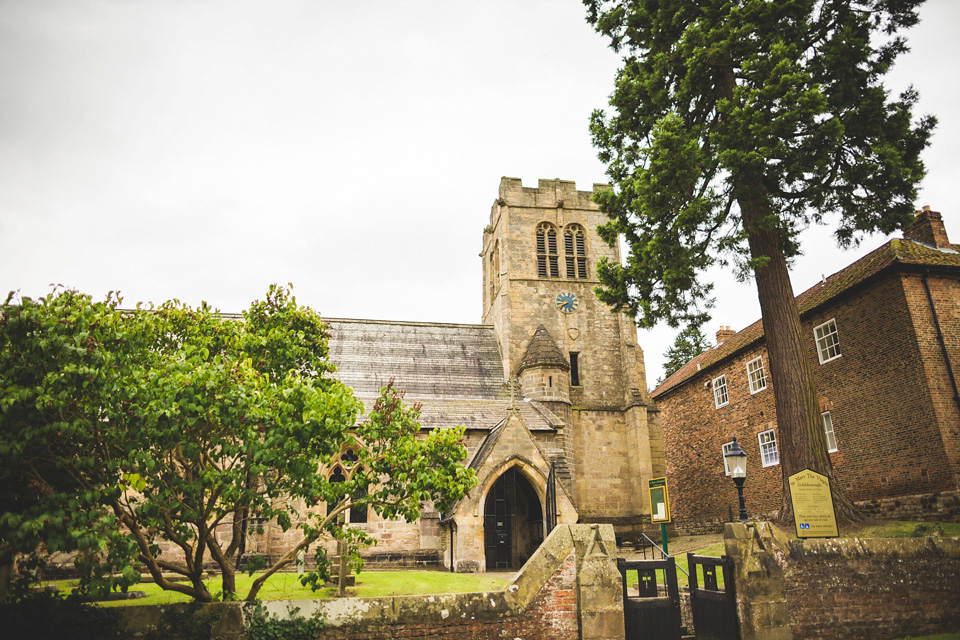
[922, 271, 960, 412]
[449, 521, 455, 573]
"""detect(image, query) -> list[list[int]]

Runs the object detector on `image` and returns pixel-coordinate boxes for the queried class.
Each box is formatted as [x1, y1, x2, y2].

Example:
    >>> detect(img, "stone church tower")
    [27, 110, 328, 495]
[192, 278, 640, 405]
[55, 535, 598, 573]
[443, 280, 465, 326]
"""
[480, 177, 665, 533]
[237, 177, 666, 572]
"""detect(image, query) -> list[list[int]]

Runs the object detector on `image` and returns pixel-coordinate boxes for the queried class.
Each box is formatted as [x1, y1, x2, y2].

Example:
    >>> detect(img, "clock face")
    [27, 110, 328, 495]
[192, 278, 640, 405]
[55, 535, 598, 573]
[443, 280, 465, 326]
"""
[556, 292, 579, 314]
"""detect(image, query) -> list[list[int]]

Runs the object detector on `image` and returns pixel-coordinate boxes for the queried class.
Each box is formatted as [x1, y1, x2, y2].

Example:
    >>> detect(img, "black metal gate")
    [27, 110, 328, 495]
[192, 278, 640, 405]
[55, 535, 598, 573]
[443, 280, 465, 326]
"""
[545, 462, 557, 534]
[618, 557, 682, 640]
[688, 554, 739, 640]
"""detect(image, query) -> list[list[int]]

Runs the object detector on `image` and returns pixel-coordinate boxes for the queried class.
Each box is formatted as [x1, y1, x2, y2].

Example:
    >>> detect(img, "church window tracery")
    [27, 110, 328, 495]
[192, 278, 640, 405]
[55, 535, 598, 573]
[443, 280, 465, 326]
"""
[326, 448, 368, 523]
[536, 223, 559, 278]
[564, 225, 587, 279]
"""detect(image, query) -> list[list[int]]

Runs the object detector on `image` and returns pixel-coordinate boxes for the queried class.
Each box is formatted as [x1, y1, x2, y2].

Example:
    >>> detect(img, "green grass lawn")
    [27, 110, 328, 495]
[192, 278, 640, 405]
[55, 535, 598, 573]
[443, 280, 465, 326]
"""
[46, 570, 510, 607]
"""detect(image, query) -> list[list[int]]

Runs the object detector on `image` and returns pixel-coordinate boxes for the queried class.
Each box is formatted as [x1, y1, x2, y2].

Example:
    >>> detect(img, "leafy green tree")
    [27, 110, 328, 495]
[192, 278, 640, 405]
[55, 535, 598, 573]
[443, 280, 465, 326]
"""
[660, 325, 711, 384]
[584, 0, 934, 523]
[0, 285, 475, 602]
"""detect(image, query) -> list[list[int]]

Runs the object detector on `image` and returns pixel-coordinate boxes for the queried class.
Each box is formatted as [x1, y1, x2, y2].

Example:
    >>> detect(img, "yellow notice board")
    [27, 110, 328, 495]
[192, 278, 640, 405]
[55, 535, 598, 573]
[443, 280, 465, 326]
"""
[648, 477, 671, 523]
[788, 469, 839, 538]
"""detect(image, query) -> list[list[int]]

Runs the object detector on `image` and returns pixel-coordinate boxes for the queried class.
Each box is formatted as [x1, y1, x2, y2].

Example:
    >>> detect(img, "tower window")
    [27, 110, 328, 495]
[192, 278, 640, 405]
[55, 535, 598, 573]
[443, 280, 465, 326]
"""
[489, 240, 500, 303]
[564, 225, 587, 279]
[570, 352, 580, 386]
[536, 222, 559, 278]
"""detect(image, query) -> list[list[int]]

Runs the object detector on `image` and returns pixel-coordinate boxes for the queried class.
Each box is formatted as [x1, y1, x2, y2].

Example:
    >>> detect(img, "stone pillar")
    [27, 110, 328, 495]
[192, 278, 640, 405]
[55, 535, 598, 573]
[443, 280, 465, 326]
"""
[573, 525, 625, 640]
[723, 521, 793, 640]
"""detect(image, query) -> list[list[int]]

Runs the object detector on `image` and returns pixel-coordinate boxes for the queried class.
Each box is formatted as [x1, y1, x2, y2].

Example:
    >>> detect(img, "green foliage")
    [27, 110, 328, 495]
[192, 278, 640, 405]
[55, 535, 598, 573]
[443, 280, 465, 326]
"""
[660, 325, 711, 383]
[244, 601, 325, 640]
[910, 522, 945, 538]
[1, 284, 475, 602]
[584, 0, 935, 327]
[143, 602, 219, 640]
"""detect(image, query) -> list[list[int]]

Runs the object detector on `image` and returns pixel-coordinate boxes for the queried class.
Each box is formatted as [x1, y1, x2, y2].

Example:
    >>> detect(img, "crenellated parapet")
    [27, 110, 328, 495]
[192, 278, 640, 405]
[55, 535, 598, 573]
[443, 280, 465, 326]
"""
[490, 177, 610, 225]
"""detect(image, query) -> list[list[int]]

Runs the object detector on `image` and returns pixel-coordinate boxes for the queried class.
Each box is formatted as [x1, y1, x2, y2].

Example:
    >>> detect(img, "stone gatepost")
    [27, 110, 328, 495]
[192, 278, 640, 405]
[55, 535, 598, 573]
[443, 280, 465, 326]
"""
[573, 524, 625, 640]
[724, 521, 792, 640]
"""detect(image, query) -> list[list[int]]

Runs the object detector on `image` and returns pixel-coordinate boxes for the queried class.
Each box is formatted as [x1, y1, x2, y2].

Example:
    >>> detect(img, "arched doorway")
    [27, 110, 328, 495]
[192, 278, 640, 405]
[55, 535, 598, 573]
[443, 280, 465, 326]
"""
[483, 466, 544, 570]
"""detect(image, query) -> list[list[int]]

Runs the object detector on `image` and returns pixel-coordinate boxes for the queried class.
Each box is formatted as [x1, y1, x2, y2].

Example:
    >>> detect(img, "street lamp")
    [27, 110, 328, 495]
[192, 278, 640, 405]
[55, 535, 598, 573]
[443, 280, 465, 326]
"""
[725, 436, 748, 523]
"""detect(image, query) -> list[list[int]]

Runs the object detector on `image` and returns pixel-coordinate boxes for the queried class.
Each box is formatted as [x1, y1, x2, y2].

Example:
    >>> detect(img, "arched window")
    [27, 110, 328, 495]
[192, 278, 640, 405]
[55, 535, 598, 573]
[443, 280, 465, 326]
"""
[327, 466, 345, 516]
[350, 486, 368, 524]
[564, 225, 587, 279]
[536, 223, 559, 278]
[329, 449, 368, 523]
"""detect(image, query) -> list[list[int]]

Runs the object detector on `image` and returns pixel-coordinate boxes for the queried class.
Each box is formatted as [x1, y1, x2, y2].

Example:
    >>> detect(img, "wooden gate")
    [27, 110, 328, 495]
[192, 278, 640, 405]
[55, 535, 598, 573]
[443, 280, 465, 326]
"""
[687, 554, 739, 640]
[618, 557, 682, 640]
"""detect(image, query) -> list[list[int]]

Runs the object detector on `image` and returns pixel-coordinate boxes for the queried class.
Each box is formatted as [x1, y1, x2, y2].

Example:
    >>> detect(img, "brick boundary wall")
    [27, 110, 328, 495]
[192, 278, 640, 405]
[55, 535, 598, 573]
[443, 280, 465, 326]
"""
[858, 489, 960, 521]
[113, 524, 624, 640]
[725, 521, 960, 640]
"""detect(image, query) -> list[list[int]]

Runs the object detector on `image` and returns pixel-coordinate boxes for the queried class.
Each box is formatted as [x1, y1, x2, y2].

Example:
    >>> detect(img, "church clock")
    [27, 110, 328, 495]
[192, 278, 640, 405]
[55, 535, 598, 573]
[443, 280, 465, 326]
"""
[555, 292, 579, 314]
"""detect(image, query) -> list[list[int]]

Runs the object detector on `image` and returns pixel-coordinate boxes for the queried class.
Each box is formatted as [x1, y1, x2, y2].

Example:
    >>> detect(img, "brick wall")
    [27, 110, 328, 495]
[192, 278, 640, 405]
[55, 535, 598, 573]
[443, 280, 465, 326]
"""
[785, 538, 960, 640]
[904, 271, 960, 486]
[657, 266, 959, 533]
[726, 521, 960, 640]
[806, 271, 955, 499]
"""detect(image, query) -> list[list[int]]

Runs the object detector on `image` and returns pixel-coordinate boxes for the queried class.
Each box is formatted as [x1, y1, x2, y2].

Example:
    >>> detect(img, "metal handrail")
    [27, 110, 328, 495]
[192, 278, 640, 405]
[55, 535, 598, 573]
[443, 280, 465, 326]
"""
[637, 533, 689, 577]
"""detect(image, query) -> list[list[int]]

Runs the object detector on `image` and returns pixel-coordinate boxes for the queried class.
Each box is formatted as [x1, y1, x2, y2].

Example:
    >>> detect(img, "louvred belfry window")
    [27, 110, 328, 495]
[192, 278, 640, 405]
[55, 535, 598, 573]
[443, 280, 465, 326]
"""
[564, 225, 587, 279]
[536, 222, 559, 277]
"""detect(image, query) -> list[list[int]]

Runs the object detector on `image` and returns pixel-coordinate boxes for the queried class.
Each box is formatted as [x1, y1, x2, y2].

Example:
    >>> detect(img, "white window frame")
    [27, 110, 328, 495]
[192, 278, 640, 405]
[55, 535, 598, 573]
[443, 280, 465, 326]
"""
[758, 429, 779, 467]
[822, 411, 838, 453]
[814, 318, 841, 364]
[712, 374, 729, 408]
[746, 356, 767, 394]
[722, 441, 735, 476]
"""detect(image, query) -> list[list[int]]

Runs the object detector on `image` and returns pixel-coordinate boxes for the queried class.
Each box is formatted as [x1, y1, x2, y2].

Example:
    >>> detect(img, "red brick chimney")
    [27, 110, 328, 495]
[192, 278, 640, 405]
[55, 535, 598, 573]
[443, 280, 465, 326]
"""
[716, 325, 735, 344]
[904, 207, 951, 249]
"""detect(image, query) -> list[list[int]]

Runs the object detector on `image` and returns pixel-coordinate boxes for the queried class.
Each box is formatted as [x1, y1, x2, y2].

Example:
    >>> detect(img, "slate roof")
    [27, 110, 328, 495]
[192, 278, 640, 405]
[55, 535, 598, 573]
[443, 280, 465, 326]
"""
[651, 237, 960, 399]
[324, 318, 556, 431]
[518, 325, 570, 373]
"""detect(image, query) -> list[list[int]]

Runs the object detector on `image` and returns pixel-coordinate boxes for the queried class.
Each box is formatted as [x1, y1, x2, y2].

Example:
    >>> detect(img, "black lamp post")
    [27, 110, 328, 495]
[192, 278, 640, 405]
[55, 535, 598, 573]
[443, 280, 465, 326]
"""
[725, 435, 748, 523]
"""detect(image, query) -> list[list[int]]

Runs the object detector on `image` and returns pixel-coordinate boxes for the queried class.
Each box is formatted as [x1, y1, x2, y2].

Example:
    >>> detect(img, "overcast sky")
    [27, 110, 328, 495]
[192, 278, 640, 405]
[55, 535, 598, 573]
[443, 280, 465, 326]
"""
[2, 0, 958, 387]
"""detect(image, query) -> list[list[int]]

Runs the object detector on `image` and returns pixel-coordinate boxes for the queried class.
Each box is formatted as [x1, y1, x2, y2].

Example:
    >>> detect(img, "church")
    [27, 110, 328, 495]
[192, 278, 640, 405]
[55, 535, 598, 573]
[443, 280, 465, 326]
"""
[253, 177, 665, 572]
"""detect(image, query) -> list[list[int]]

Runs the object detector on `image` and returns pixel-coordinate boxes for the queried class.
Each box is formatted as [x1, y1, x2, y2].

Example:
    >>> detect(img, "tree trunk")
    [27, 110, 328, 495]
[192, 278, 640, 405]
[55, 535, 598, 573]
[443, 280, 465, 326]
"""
[0, 554, 12, 602]
[737, 184, 863, 527]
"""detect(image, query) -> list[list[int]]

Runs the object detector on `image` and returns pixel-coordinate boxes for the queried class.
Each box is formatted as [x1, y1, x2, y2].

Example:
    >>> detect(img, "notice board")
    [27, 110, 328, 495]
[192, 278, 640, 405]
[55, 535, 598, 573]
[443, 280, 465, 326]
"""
[788, 468, 839, 538]
[648, 477, 671, 523]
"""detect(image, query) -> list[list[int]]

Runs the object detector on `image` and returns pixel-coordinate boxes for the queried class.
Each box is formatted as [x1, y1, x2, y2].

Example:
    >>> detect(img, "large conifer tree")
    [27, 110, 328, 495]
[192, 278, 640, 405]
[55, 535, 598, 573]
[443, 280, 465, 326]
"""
[585, 0, 935, 524]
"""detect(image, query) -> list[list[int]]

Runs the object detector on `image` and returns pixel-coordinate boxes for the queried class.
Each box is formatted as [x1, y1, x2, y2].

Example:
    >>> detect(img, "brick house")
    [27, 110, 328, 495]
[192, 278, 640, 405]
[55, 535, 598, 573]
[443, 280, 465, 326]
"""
[652, 209, 960, 534]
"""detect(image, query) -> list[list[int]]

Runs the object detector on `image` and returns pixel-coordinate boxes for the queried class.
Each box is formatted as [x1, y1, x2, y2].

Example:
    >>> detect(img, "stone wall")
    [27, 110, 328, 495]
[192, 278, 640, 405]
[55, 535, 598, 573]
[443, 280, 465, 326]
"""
[112, 523, 624, 640]
[858, 489, 960, 522]
[725, 521, 960, 640]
